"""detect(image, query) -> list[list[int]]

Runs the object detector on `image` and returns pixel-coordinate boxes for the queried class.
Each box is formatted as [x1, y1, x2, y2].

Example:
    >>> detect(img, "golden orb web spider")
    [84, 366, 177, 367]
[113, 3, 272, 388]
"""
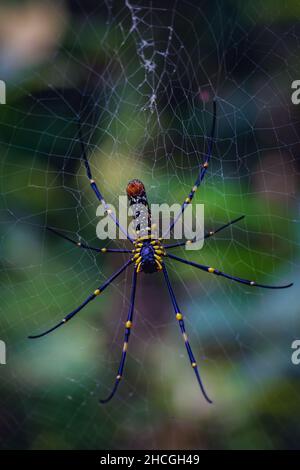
[29, 100, 293, 404]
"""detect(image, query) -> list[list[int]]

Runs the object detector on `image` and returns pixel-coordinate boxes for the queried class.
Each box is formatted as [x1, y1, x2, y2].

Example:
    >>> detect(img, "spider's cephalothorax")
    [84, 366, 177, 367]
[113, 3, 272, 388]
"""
[132, 236, 166, 273]
[127, 179, 166, 273]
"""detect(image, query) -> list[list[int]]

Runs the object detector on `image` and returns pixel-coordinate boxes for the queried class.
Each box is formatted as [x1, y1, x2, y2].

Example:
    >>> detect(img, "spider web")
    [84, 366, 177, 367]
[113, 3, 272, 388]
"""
[0, 0, 299, 450]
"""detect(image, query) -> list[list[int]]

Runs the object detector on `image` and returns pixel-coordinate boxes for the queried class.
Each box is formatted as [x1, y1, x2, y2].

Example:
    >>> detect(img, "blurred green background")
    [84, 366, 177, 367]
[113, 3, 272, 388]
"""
[0, 0, 299, 450]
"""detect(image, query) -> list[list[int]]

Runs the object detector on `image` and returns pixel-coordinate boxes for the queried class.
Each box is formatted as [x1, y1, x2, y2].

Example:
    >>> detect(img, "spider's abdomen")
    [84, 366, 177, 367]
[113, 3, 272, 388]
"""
[132, 237, 166, 274]
[126, 179, 151, 237]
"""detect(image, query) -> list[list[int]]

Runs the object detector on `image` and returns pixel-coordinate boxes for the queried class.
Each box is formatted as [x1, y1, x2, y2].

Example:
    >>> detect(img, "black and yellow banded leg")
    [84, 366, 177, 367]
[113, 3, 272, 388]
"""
[162, 265, 212, 404]
[100, 268, 138, 404]
[164, 215, 245, 249]
[76, 117, 133, 243]
[163, 100, 217, 239]
[46, 226, 132, 254]
[167, 253, 293, 290]
[28, 260, 133, 339]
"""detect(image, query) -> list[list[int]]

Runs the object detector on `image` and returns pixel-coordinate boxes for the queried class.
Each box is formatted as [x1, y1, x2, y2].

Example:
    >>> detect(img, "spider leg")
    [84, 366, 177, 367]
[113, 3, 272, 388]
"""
[100, 268, 137, 404]
[46, 227, 132, 254]
[167, 253, 293, 289]
[162, 265, 212, 404]
[163, 100, 217, 238]
[28, 260, 133, 339]
[164, 215, 245, 249]
[77, 117, 133, 243]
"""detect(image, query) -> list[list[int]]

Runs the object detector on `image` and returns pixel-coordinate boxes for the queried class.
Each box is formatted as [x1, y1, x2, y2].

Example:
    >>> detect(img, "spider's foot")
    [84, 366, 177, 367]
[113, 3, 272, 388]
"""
[99, 376, 121, 404]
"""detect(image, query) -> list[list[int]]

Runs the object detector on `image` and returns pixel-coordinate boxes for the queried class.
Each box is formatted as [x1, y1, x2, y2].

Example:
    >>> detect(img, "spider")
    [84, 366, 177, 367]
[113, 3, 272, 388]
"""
[29, 101, 293, 404]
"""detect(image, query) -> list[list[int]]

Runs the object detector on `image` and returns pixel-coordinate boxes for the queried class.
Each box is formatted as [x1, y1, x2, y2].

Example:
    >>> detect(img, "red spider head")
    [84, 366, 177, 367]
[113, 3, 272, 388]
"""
[126, 179, 146, 199]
